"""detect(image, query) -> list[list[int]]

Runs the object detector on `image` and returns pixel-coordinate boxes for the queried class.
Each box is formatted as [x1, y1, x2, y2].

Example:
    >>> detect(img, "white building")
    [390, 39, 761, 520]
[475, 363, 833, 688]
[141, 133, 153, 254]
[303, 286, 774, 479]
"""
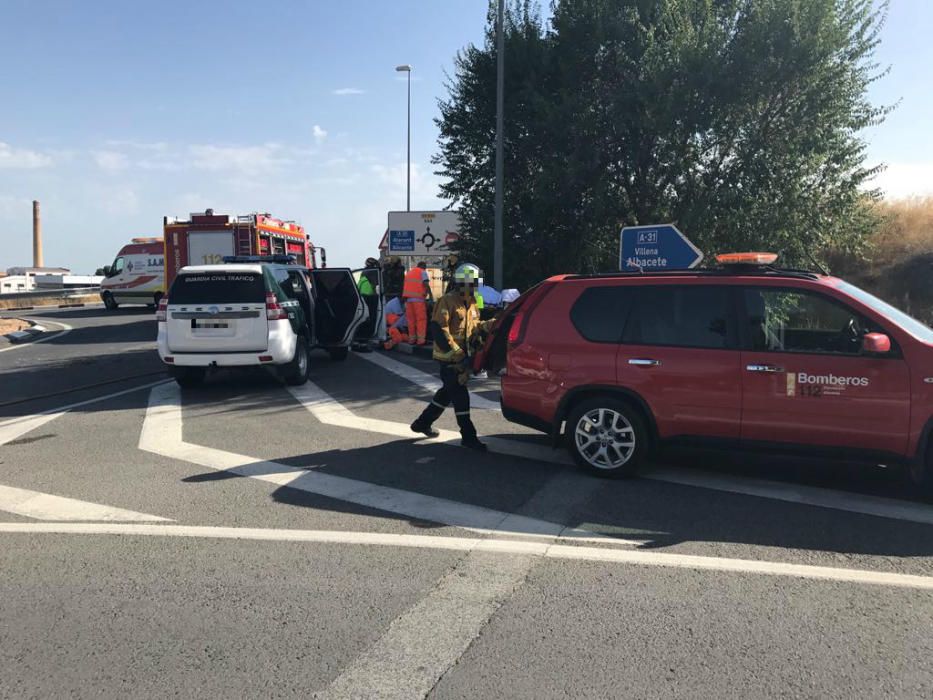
[1, 267, 72, 294]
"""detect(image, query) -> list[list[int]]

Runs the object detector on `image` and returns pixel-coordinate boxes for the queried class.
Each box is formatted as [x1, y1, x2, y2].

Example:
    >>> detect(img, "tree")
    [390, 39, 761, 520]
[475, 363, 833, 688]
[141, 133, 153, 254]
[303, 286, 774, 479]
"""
[435, 0, 890, 289]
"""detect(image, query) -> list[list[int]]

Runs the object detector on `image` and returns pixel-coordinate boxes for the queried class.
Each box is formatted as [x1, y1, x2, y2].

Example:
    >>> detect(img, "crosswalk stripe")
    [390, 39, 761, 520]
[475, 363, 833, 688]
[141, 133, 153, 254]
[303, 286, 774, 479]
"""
[357, 351, 501, 410]
[0, 484, 170, 522]
[139, 382, 627, 543]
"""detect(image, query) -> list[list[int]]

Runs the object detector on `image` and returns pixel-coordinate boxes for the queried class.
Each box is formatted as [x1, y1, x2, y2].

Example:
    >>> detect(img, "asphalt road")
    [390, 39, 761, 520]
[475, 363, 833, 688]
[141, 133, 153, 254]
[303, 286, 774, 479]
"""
[1, 306, 932, 698]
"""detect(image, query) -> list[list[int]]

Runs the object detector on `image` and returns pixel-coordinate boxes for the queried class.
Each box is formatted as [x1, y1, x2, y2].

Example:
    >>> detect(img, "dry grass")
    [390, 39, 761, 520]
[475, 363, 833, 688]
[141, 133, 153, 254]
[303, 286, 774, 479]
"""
[0, 318, 30, 335]
[0, 293, 100, 310]
[827, 197, 933, 326]
[868, 197, 933, 270]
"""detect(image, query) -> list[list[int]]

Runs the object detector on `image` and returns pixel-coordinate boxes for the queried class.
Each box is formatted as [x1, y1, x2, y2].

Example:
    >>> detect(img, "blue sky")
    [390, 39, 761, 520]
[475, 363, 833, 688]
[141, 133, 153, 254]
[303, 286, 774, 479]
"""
[1, 0, 930, 274]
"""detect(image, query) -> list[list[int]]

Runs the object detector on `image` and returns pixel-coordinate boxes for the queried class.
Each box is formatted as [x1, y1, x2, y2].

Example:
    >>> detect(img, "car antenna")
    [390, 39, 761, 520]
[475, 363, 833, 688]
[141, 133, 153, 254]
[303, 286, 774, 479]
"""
[805, 250, 829, 275]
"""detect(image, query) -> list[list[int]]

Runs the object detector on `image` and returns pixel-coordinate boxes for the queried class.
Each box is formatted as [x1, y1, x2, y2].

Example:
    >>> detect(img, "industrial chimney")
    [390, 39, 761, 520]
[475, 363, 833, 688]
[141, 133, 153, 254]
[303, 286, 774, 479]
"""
[32, 200, 43, 268]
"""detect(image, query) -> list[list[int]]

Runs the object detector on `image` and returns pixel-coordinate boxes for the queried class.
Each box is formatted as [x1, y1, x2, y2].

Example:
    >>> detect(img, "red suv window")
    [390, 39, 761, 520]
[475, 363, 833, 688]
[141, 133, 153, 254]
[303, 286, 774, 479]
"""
[621, 285, 736, 349]
[570, 286, 634, 342]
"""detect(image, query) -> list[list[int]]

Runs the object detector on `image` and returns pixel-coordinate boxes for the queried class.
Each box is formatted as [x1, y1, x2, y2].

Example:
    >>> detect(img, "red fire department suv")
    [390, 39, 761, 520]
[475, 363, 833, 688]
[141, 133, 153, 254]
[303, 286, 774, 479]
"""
[476, 254, 933, 487]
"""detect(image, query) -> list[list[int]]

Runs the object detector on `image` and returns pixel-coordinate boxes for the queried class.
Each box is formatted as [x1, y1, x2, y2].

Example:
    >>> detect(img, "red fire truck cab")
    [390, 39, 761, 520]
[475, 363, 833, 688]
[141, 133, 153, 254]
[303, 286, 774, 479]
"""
[163, 210, 323, 289]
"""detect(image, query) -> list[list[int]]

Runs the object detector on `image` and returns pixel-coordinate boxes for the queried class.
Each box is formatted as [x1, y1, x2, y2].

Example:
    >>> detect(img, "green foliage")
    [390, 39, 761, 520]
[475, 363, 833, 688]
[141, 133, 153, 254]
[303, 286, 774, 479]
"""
[435, 0, 890, 289]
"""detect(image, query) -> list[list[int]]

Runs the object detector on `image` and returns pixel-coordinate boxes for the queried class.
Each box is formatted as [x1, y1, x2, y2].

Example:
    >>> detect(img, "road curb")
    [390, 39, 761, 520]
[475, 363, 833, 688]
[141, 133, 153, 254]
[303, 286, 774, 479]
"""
[3, 321, 48, 344]
[1, 302, 92, 312]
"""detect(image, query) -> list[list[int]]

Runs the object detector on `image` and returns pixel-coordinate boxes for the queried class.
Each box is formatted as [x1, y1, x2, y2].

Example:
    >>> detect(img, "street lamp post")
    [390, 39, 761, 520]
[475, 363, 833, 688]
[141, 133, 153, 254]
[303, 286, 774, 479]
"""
[395, 64, 412, 212]
[493, 0, 505, 289]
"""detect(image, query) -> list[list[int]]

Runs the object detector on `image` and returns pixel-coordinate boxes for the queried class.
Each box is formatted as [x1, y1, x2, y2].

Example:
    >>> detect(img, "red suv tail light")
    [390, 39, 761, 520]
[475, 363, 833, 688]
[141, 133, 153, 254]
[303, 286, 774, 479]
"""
[508, 310, 526, 345]
[265, 292, 287, 321]
[155, 296, 168, 322]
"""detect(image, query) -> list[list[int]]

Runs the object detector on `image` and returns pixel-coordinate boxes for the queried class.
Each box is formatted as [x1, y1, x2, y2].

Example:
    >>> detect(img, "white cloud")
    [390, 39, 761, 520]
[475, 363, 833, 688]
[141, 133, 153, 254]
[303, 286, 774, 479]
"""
[85, 184, 139, 217]
[370, 161, 442, 204]
[104, 140, 168, 152]
[0, 194, 32, 218]
[93, 150, 129, 171]
[313, 125, 328, 145]
[870, 162, 933, 199]
[0, 142, 52, 169]
[332, 87, 365, 96]
[188, 143, 290, 172]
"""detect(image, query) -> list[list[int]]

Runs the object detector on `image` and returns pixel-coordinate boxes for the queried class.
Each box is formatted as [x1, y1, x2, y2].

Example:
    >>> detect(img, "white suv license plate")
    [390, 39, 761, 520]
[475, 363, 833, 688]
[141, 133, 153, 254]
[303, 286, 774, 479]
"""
[192, 320, 230, 330]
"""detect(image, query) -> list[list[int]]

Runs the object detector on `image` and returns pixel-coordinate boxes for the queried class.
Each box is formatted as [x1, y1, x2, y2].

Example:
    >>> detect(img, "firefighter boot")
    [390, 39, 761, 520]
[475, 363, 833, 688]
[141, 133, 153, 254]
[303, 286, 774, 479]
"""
[457, 414, 487, 451]
[411, 403, 443, 438]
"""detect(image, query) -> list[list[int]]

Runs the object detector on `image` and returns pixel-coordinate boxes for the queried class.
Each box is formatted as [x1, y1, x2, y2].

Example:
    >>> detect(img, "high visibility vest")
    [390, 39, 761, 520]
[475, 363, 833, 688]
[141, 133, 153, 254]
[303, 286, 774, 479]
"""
[475, 292, 484, 310]
[358, 275, 375, 296]
[403, 268, 427, 300]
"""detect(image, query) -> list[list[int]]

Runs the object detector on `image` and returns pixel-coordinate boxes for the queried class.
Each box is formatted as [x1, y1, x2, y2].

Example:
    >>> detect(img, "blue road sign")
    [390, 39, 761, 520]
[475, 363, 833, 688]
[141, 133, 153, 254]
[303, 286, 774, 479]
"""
[389, 230, 416, 252]
[619, 224, 703, 271]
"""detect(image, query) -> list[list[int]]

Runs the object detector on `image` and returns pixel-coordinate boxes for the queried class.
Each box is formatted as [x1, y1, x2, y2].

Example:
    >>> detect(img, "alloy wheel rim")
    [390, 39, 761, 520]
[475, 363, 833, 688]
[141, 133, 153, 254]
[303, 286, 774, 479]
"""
[574, 408, 635, 470]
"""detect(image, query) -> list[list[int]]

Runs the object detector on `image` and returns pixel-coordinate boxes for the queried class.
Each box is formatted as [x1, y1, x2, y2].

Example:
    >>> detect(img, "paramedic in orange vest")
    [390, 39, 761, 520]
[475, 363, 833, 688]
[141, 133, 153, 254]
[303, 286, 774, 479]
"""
[402, 261, 432, 345]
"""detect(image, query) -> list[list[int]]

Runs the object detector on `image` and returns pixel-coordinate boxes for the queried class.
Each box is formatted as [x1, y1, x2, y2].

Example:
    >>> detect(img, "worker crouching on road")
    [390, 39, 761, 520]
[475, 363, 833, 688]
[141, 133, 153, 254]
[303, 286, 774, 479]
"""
[383, 312, 409, 350]
[410, 264, 493, 451]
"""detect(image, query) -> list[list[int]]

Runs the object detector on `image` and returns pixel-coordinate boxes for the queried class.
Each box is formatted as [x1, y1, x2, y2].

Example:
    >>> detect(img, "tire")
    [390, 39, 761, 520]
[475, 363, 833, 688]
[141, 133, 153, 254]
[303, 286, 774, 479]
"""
[102, 292, 118, 310]
[566, 398, 648, 478]
[328, 346, 350, 362]
[282, 336, 311, 385]
[906, 439, 933, 492]
[172, 367, 205, 389]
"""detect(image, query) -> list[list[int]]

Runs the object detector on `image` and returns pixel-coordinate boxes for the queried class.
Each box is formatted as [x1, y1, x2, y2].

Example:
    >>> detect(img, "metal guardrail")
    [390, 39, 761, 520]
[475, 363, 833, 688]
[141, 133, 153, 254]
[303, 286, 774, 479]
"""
[0, 287, 100, 301]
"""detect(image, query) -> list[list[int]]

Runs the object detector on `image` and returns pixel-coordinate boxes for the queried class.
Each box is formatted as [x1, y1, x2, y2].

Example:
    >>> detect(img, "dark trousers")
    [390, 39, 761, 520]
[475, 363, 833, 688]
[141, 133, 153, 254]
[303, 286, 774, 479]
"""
[415, 363, 477, 439]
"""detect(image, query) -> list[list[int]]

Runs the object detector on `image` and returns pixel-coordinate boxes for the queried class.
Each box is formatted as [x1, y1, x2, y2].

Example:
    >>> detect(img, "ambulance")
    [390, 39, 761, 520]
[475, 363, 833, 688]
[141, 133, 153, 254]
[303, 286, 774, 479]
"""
[99, 238, 165, 310]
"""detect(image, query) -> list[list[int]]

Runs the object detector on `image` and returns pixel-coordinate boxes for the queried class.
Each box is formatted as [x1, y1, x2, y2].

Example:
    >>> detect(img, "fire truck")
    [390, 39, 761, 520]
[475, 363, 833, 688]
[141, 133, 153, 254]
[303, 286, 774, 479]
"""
[162, 210, 323, 289]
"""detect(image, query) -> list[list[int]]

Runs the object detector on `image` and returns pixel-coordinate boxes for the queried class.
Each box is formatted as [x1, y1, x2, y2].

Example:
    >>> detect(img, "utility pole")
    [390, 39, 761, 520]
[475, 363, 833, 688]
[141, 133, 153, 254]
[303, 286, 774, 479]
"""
[395, 64, 413, 211]
[493, 0, 505, 289]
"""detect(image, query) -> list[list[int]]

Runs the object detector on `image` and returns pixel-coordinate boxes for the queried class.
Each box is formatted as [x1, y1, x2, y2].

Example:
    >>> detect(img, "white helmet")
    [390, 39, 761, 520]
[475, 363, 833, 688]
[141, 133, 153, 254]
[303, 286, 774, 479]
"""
[454, 263, 482, 286]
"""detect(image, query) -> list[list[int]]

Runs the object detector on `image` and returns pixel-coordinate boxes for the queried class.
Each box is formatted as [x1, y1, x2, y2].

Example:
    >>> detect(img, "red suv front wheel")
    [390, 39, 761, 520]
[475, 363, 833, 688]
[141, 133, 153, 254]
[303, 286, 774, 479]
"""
[567, 398, 648, 478]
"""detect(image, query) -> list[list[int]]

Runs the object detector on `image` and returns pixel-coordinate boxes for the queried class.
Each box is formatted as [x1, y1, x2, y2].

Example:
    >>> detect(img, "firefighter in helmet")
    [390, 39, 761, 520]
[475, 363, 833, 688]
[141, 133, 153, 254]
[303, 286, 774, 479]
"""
[410, 263, 493, 450]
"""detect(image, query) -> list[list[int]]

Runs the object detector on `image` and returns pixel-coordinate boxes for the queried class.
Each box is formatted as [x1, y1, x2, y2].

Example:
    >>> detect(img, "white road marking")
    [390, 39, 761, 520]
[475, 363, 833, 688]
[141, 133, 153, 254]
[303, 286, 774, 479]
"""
[2, 522, 932, 590]
[0, 484, 170, 522]
[291, 381, 933, 527]
[646, 465, 933, 527]
[0, 379, 171, 429]
[318, 551, 534, 700]
[320, 359, 933, 526]
[0, 412, 63, 444]
[0, 319, 72, 352]
[139, 383, 628, 543]
[0, 380, 173, 523]
[358, 350, 501, 410]
[288, 381, 570, 465]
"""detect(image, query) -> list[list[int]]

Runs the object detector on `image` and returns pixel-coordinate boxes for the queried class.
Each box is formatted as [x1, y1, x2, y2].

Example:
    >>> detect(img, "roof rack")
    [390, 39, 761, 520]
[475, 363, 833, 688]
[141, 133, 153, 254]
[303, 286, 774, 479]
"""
[565, 266, 823, 282]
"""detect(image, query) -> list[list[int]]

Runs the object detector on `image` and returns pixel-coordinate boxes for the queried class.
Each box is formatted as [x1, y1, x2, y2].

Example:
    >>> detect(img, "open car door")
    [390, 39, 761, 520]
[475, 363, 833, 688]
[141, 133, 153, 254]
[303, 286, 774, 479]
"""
[309, 268, 367, 348]
[352, 267, 386, 343]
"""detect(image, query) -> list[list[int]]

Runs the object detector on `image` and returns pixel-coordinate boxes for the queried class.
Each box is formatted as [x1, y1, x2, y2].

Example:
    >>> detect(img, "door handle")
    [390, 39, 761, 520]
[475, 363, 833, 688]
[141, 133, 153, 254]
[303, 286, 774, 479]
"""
[746, 363, 784, 373]
[628, 358, 661, 367]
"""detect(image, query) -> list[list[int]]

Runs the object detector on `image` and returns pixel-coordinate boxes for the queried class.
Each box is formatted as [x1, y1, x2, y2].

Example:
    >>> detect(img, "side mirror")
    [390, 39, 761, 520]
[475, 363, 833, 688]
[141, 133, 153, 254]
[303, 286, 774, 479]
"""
[862, 332, 891, 354]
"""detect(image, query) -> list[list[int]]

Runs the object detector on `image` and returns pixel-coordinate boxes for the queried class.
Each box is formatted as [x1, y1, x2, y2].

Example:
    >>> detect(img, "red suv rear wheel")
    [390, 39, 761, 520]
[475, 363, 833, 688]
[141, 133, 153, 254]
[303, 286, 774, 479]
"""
[567, 398, 648, 477]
